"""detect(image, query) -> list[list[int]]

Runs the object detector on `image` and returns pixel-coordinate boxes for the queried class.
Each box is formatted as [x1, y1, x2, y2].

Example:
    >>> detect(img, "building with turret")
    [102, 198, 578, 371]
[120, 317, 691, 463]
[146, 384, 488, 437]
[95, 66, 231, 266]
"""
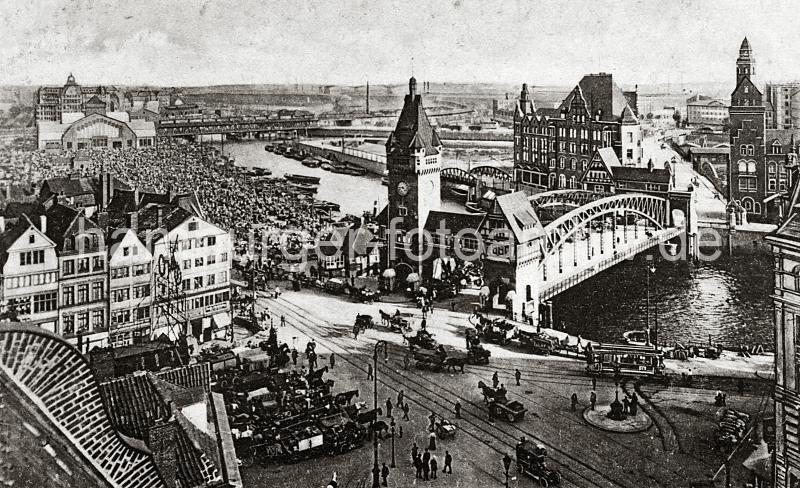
[35, 73, 121, 123]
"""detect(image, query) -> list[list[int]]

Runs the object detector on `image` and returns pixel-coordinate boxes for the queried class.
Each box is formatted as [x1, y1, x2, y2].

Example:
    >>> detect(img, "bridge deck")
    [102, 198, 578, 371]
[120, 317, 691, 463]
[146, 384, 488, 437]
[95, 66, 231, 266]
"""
[537, 224, 684, 302]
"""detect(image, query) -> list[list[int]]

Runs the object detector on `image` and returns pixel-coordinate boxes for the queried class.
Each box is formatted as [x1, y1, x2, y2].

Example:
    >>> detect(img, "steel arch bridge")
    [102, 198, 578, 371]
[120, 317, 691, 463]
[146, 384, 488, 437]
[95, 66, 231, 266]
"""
[539, 193, 670, 260]
[441, 167, 477, 185]
[529, 189, 605, 209]
[469, 166, 514, 180]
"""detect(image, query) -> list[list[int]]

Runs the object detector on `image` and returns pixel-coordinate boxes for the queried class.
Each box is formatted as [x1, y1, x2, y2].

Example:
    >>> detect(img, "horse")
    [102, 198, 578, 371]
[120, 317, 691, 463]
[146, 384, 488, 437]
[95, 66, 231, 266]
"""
[335, 389, 360, 406]
[371, 420, 390, 439]
[443, 356, 467, 373]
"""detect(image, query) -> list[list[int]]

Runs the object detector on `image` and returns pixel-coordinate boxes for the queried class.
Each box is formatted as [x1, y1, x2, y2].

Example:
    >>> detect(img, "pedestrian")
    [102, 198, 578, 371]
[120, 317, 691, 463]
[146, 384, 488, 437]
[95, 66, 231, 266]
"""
[402, 402, 410, 420]
[403, 353, 409, 370]
[590, 390, 597, 411]
[381, 463, 389, 487]
[353, 325, 359, 340]
[367, 363, 373, 379]
[430, 455, 438, 479]
[414, 454, 423, 479]
[444, 450, 453, 474]
[630, 392, 639, 415]
[397, 389, 404, 408]
[421, 318, 427, 330]
[429, 430, 437, 450]
[428, 411, 436, 431]
[385, 398, 393, 418]
[515, 368, 521, 386]
[454, 400, 461, 419]
[422, 449, 431, 480]
[291, 348, 298, 366]
[411, 442, 418, 464]
[492, 371, 499, 389]
[488, 400, 495, 423]
[450, 300, 455, 312]
[591, 376, 597, 390]
[570, 392, 578, 411]
[399, 425, 403, 438]
[623, 395, 630, 414]
[329, 353, 335, 369]
[281, 315, 286, 327]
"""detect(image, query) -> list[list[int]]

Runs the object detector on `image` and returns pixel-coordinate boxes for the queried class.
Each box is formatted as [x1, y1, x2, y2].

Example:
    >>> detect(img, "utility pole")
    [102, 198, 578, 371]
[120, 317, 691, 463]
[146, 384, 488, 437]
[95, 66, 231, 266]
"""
[372, 341, 388, 488]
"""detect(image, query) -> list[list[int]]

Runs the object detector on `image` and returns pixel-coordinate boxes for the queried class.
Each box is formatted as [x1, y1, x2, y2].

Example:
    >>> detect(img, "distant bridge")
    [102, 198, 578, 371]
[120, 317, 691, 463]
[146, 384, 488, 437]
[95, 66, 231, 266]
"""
[156, 115, 318, 137]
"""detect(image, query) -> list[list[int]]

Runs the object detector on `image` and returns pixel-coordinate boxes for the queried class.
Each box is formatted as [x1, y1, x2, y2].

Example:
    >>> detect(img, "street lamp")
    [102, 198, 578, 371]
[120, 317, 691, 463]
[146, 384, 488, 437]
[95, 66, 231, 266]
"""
[390, 418, 396, 468]
[646, 256, 657, 348]
[372, 340, 389, 488]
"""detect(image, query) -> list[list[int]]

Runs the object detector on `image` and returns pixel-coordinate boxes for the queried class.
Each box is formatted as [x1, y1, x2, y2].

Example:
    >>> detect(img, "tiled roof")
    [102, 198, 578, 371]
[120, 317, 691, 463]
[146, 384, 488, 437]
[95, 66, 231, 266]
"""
[387, 79, 441, 157]
[423, 210, 486, 234]
[495, 192, 544, 243]
[611, 166, 672, 184]
[42, 176, 95, 198]
[85, 95, 106, 106]
[688, 146, 729, 155]
[99, 366, 223, 488]
[559, 73, 632, 122]
[0, 324, 166, 488]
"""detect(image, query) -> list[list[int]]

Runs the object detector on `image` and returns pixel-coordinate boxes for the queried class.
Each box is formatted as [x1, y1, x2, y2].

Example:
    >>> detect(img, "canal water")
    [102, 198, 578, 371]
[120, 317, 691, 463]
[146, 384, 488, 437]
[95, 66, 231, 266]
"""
[223, 140, 774, 348]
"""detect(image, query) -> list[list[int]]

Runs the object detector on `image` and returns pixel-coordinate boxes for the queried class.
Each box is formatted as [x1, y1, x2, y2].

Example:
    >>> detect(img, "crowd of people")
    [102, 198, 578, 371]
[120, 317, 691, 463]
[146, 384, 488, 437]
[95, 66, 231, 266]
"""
[25, 140, 331, 255]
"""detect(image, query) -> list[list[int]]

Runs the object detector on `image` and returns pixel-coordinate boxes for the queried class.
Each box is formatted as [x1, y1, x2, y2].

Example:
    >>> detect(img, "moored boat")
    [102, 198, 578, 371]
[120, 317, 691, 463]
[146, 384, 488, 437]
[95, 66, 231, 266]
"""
[284, 173, 322, 184]
[302, 157, 321, 168]
[450, 184, 470, 199]
[343, 166, 367, 176]
[264, 143, 274, 152]
[290, 182, 318, 193]
[321, 162, 333, 171]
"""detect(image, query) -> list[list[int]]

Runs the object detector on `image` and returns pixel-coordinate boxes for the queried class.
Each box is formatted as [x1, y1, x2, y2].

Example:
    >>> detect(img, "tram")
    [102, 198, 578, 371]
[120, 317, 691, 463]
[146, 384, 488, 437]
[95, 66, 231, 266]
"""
[585, 343, 665, 376]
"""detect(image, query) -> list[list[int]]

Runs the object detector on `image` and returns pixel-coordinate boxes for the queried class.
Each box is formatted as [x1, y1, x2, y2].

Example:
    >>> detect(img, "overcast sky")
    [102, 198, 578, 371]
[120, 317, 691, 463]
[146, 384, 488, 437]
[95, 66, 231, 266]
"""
[1, 0, 798, 87]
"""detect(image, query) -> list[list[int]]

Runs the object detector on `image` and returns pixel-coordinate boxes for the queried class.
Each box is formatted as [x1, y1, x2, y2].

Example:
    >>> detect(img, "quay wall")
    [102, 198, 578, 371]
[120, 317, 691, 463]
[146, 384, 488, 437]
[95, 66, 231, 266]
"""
[297, 141, 387, 176]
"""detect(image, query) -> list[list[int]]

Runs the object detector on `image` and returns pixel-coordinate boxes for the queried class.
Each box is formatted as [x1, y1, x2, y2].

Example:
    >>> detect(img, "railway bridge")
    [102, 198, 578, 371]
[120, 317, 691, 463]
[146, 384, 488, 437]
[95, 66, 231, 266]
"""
[496, 189, 697, 325]
[156, 115, 318, 138]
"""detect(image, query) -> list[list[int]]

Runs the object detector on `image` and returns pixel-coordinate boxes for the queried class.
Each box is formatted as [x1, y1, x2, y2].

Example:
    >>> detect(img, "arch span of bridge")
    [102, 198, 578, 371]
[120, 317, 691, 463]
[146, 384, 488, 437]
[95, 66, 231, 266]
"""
[509, 190, 696, 326]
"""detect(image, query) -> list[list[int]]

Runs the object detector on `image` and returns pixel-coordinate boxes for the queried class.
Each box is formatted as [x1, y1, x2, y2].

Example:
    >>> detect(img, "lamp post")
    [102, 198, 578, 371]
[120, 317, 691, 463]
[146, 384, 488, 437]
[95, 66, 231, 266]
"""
[646, 255, 657, 348]
[390, 418, 396, 468]
[372, 340, 389, 488]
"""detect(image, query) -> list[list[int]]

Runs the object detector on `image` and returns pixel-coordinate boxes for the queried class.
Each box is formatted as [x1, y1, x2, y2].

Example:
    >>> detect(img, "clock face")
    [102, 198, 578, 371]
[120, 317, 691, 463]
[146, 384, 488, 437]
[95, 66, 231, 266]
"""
[396, 181, 409, 196]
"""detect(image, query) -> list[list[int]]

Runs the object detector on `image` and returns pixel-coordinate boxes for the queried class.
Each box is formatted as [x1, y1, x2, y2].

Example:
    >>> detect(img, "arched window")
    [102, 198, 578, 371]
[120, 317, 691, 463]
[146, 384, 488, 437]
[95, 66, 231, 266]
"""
[558, 174, 566, 189]
[748, 145, 755, 156]
[738, 160, 747, 172]
[549, 158, 555, 168]
[768, 162, 776, 174]
[549, 173, 556, 188]
[570, 158, 577, 170]
[740, 144, 747, 155]
[569, 176, 576, 188]
[747, 161, 757, 173]
[742, 197, 754, 212]
[581, 159, 588, 171]
[792, 265, 800, 291]
[753, 202, 762, 214]
[559, 157, 565, 169]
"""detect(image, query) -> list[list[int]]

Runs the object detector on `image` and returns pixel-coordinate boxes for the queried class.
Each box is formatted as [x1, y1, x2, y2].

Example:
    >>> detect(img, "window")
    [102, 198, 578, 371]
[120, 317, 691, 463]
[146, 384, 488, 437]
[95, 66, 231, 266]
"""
[77, 312, 89, 332]
[132, 263, 150, 276]
[182, 279, 191, 291]
[133, 284, 150, 299]
[548, 159, 555, 168]
[33, 292, 56, 314]
[183, 259, 192, 270]
[77, 284, 88, 304]
[738, 161, 747, 172]
[219, 271, 228, 283]
[188, 221, 198, 231]
[195, 257, 204, 267]
[77, 258, 89, 273]
[221, 252, 228, 262]
[748, 161, 757, 173]
[558, 174, 566, 188]
[111, 266, 129, 279]
[112, 288, 130, 303]
[92, 256, 104, 271]
[207, 255, 216, 265]
[123, 246, 130, 257]
[207, 236, 216, 246]
[738, 177, 758, 192]
[135, 307, 150, 321]
[63, 286, 75, 306]
[29, 235, 35, 244]
[92, 281, 103, 301]
[91, 310, 104, 330]
[569, 176, 577, 189]
[63, 315, 75, 334]
[207, 274, 216, 286]
[627, 149, 633, 160]
[112, 310, 131, 326]
[398, 206, 408, 216]
[20, 250, 46, 266]
[769, 179, 776, 191]
[194, 276, 203, 289]
[570, 158, 576, 170]
[559, 157, 565, 169]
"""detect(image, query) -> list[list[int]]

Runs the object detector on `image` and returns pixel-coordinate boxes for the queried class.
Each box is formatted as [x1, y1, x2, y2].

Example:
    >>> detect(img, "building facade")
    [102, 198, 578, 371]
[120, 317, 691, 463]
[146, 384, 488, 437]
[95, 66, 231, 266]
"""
[513, 73, 642, 195]
[766, 82, 800, 129]
[35, 74, 121, 123]
[108, 227, 153, 348]
[766, 203, 800, 487]
[38, 112, 156, 151]
[728, 38, 800, 222]
[0, 216, 59, 331]
[686, 95, 729, 127]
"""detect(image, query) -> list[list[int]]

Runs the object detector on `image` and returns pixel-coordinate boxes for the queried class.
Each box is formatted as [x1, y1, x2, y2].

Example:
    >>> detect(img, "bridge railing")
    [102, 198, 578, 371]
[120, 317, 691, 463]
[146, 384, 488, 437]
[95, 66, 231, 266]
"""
[340, 146, 386, 163]
[538, 227, 684, 300]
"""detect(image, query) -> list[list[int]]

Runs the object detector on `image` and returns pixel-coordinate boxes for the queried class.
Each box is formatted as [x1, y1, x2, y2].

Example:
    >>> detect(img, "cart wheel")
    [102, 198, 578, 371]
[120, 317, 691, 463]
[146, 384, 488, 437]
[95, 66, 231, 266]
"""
[539, 478, 549, 488]
[507, 412, 515, 423]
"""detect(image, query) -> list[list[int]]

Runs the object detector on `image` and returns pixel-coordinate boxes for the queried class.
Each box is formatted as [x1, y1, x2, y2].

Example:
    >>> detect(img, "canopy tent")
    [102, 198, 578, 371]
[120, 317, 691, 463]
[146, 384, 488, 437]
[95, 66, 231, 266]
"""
[382, 268, 396, 278]
[406, 273, 421, 283]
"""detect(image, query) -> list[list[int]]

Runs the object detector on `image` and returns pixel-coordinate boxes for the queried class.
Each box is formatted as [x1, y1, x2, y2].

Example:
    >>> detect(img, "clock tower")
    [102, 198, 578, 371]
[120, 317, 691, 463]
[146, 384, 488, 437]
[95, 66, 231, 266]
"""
[385, 76, 442, 263]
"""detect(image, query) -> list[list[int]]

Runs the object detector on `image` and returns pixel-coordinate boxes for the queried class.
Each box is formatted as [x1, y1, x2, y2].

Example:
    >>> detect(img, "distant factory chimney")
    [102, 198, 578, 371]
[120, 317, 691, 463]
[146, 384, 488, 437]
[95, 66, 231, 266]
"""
[366, 81, 370, 115]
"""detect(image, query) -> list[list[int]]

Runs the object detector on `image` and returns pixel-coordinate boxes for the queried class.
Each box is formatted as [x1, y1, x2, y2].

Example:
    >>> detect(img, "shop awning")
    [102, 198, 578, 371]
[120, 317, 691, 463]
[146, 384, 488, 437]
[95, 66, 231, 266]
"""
[212, 312, 232, 328]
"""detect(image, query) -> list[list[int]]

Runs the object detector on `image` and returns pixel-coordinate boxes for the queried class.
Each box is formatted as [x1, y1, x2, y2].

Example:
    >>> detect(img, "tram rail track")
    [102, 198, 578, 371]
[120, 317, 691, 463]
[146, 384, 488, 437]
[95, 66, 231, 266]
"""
[271, 296, 670, 488]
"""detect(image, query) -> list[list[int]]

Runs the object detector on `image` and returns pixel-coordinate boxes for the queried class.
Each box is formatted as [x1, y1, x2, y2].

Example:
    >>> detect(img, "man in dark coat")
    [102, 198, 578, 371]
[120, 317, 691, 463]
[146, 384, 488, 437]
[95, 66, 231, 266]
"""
[430, 455, 438, 479]
[381, 463, 389, 486]
[385, 398, 393, 418]
[414, 454, 423, 479]
[492, 371, 499, 389]
[411, 442, 418, 464]
[444, 450, 453, 474]
[515, 368, 522, 386]
[422, 449, 431, 480]
[291, 348, 298, 366]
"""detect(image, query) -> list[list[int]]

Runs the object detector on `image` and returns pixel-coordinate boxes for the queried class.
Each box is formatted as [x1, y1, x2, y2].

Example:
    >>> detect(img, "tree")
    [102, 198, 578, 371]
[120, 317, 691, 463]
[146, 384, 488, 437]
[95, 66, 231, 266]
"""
[722, 117, 731, 133]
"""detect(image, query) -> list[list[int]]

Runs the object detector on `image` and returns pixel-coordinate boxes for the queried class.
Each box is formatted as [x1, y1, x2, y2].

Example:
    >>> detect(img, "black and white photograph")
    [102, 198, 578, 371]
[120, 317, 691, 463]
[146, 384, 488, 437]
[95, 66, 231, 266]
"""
[0, 1, 797, 486]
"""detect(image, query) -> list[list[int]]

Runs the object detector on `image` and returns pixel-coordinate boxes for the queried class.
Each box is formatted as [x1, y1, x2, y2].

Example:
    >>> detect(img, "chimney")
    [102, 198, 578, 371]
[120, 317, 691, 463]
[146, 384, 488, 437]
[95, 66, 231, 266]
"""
[129, 212, 138, 233]
[39, 215, 47, 233]
[134, 187, 140, 208]
[101, 172, 109, 209]
[5, 184, 10, 201]
[366, 81, 370, 115]
[157, 206, 164, 227]
[0, 216, 5, 233]
[147, 419, 178, 488]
